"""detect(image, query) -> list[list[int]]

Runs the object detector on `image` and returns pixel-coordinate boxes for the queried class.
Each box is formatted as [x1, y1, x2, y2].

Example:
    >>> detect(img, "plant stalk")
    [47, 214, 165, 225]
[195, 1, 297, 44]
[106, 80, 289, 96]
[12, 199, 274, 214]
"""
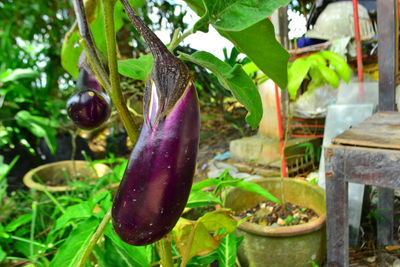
[30, 201, 38, 258]
[157, 236, 174, 267]
[73, 0, 139, 143]
[102, 0, 139, 143]
[76, 209, 112, 267]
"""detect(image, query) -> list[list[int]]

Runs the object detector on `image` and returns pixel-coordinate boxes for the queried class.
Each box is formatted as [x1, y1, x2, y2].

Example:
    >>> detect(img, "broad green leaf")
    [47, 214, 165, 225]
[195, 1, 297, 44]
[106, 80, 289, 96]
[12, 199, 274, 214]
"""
[307, 53, 327, 68]
[195, 0, 290, 32]
[118, 54, 153, 81]
[220, 20, 289, 89]
[49, 217, 100, 267]
[104, 224, 149, 267]
[184, 0, 289, 88]
[287, 57, 311, 99]
[191, 178, 220, 191]
[0, 68, 39, 83]
[173, 209, 237, 262]
[104, 237, 145, 267]
[320, 51, 351, 83]
[198, 209, 237, 233]
[5, 214, 32, 232]
[187, 190, 222, 208]
[242, 61, 260, 76]
[183, 0, 206, 16]
[307, 67, 324, 91]
[217, 233, 237, 267]
[15, 111, 58, 154]
[54, 191, 110, 231]
[179, 51, 262, 128]
[53, 202, 93, 231]
[234, 180, 281, 204]
[319, 65, 340, 88]
[0, 246, 6, 262]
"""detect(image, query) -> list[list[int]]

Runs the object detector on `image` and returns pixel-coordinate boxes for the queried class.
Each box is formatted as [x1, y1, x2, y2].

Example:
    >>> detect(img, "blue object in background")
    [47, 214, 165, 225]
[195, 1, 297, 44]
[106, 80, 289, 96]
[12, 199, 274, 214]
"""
[297, 37, 327, 48]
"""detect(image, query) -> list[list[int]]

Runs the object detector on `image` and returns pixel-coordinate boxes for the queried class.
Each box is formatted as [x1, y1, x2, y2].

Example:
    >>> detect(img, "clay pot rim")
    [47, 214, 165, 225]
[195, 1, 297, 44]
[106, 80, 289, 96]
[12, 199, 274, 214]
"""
[23, 160, 111, 192]
[235, 178, 327, 237]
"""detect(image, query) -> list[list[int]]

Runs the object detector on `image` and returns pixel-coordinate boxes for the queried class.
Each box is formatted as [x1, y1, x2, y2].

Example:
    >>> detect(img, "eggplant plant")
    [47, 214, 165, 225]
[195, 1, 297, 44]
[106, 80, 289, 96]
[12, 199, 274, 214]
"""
[61, 0, 291, 266]
[287, 51, 352, 99]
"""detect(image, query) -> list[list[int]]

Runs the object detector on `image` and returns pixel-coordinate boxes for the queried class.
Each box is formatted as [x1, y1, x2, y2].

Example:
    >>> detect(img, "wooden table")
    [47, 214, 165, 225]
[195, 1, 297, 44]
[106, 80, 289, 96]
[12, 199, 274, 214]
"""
[325, 112, 400, 266]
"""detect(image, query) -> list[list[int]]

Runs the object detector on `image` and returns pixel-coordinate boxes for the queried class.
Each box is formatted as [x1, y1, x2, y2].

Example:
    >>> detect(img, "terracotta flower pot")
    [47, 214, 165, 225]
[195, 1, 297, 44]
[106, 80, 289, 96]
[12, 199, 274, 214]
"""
[23, 160, 111, 192]
[224, 178, 326, 267]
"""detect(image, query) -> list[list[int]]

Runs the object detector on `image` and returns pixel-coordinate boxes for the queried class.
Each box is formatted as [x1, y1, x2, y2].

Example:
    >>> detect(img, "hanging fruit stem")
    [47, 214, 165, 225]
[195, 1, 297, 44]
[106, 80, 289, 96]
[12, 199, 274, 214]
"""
[102, 0, 139, 143]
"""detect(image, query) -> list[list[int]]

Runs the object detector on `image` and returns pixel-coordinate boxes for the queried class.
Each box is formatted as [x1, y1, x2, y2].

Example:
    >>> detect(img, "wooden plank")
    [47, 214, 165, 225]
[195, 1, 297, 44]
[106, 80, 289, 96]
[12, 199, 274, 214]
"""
[326, 145, 400, 188]
[325, 147, 349, 267]
[377, 0, 398, 111]
[333, 112, 400, 149]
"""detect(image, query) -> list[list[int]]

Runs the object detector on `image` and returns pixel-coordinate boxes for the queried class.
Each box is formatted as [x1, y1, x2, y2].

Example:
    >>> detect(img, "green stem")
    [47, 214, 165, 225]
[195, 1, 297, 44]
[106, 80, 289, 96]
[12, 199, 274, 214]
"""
[102, 0, 139, 143]
[42, 188, 66, 214]
[80, 39, 111, 92]
[157, 236, 174, 267]
[10, 236, 46, 248]
[168, 27, 194, 52]
[30, 201, 38, 258]
[76, 209, 112, 267]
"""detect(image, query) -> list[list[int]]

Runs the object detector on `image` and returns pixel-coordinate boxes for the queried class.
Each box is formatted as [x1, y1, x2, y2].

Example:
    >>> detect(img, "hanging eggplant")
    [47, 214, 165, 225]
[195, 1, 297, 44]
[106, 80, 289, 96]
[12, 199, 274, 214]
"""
[67, 67, 111, 130]
[112, 0, 200, 246]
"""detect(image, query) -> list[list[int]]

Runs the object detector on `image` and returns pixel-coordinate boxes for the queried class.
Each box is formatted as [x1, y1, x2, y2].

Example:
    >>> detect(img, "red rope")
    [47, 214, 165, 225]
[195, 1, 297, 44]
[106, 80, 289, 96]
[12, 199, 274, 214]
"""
[352, 0, 365, 102]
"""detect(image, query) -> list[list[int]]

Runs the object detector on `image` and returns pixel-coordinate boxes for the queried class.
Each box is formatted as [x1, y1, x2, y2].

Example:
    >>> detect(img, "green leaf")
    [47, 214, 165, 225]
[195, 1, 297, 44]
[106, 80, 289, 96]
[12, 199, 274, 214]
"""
[191, 178, 220, 191]
[179, 51, 262, 128]
[234, 180, 281, 204]
[53, 202, 93, 231]
[5, 214, 32, 232]
[220, 20, 289, 89]
[0, 155, 19, 182]
[54, 191, 110, 231]
[287, 57, 311, 99]
[118, 54, 153, 81]
[0, 68, 39, 83]
[187, 190, 222, 208]
[0, 246, 6, 263]
[320, 51, 351, 83]
[307, 67, 324, 91]
[0, 224, 10, 238]
[184, 0, 289, 88]
[319, 65, 340, 88]
[173, 209, 237, 263]
[104, 237, 144, 267]
[104, 225, 149, 267]
[15, 111, 58, 154]
[196, 0, 290, 32]
[49, 217, 100, 267]
[217, 233, 237, 267]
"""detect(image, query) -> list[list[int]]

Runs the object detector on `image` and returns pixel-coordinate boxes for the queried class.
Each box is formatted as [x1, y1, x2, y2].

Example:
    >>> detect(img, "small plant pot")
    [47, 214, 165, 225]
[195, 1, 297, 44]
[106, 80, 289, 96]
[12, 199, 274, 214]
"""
[224, 178, 326, 267]
[23, 160, 111, 192]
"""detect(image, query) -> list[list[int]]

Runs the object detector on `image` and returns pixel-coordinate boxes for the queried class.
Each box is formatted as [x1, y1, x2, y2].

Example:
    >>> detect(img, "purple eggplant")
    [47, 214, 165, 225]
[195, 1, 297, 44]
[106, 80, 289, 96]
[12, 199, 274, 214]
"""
[76, 68, 102, 92]
[112, 1, 200, 246]
[67, 63, 111, 129]
[67, 88, 111, 130]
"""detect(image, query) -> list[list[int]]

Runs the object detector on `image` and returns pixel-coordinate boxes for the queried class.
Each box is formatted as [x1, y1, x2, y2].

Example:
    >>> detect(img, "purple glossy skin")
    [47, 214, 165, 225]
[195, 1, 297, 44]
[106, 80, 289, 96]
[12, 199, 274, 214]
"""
[112, 83, 200, 245]
[76, 69, 102, 91]
[67, 89, 111, 130]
